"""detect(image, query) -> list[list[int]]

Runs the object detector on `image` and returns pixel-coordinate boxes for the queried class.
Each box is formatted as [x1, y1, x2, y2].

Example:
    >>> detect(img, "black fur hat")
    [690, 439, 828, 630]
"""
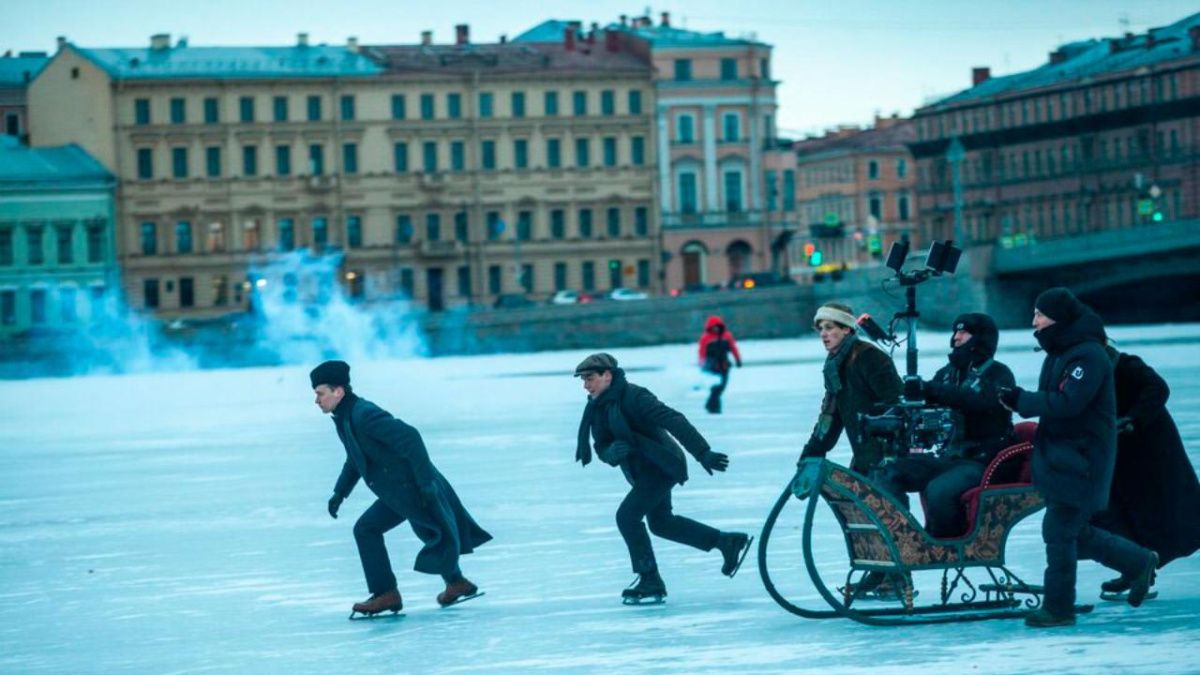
[310, 360, 350, 389]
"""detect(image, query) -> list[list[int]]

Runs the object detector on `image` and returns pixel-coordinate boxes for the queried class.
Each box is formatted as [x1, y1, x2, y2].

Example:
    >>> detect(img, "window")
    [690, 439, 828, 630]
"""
[674, 59, 692, 81]
[205, 147, 221, 178]
[312, 217, 328, 248]
[766, 170, 778, 211]
[487, 211, 502, 240]
[307, 95, 322, 121]
[601, 90, 615, 115]
[273, 96, 288, 122]
[479, 92, 494, 118]
[135, 98, 150, 125]
[56, 225, 73, 264]
[677, 114, 695, 143]
[550, 209, 565, 239]
[212, 276, 228, 306]
[868, 160, 879, 180]
[517, 211, 532, 241]
[277, 218, 295, 251]
[340, 95, 355, 121]
[457, 265, 471, 297]
[575, 138, 589, 167]
[347, 216, 362, 248]
[342, 143, 358, 174]
[391, 94, 406, 120]
[175, 221, 192, 254]
[0, 290, 13, 325]
[393, 142, 408, 172]
[511, 92, 525, 118]
[203, 97, 219, 123]
[481, 140, 496, 170]
[578, 209, 593, 238]
[143, 279, 159, 309]
[547, 139, 561, 168]
[137, 148, 154, 179]
[544, 91, 559, 116]
[172, 147, 189, 179]
[454, 211, 468, 242]
[678, 173, 697, 213]
[425, 213, 441, 241]
[628, 90, 642, 115]
[721, 58, 737, 81]
[637, 260, 650, 288]
[582, 261, 595, 291]
[420, 93, 434, 120]
[400, 268, 414, 298]
[514, 139, 528, 169]
[243, 145, 258, 176]
[86, 224, 103, 263]
[722, 113, 739, 142]
[606, 208, 621, 237]
[308, 144, 324, 175]
[520, 264, 533, 292]
[396, 215, 413, 243]
[447, 93, 462, 119]
[488, 265, 502, 294]
[276, 145, 291, 176]
[897, 159, 907, 178]
[26, 227, 42, 265]
[634, 207, 648, 236]
[239, 96, 255, 122]
[869, 194, 882, 221]
[723, 171, 743, 212]
[450, 141, 465, 171]
[554, 262, 567, 291]
[170, 97, 186, 124]
[631, 136, 645, 166]
[572, 91, 587, 116]
[423, 142, 438, 172]
[140, 222, 157, 255]
[0, 228, 10, 265]
[603, 137, 617, 167]
[179, 277, 194, 308]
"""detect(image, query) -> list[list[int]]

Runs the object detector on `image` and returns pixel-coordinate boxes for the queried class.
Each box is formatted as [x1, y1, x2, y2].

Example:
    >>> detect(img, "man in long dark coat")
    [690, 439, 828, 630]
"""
[312, 360, 492, 617]
[1000, 288, 1157, 628]
[574, 352, 752, 604]
[1091, 345, 1200, 598]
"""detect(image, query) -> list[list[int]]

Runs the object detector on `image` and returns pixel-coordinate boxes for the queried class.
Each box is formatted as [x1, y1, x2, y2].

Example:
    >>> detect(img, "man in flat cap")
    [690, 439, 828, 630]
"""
[573, 353, 751, 605]
[311, 360, 492, 618]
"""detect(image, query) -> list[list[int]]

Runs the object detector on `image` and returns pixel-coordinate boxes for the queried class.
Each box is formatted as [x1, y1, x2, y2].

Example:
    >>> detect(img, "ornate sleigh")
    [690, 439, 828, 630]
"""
[757, 422, 1091, 625]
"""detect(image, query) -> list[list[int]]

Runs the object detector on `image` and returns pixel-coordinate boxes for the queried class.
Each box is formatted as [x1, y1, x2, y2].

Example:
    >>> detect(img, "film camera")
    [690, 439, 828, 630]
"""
[857, 238, 963, 458]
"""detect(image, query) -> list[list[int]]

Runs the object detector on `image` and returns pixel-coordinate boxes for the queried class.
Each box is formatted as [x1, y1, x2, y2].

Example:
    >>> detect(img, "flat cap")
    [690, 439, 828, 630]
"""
[574, 352, 618, 376]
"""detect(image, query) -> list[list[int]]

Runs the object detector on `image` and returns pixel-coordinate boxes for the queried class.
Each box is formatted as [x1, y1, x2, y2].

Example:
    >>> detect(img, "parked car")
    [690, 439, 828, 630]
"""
[609, 288, 649, 301]
[549, 290, 580, 305]
[727, 272, 796, 290]
[493, 293, 536, 309]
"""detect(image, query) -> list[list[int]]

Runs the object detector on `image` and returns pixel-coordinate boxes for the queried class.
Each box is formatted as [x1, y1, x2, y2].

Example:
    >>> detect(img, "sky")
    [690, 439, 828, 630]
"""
[2, 0, 1197, 137]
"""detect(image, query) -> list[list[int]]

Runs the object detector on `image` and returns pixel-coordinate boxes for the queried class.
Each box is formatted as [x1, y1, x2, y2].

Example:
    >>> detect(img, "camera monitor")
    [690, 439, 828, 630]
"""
[885, 239, 909, 272]
[925, 240, 962, 275]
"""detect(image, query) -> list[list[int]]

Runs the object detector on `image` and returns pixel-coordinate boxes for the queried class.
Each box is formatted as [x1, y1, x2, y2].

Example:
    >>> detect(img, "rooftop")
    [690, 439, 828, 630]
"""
[515, 17, 767, 49]
[0, 53, 50, 87]
[0, 137, 113, 186]
[794, 118, 916, 159]
[368, 41, 650, 76]
[928, 12, 1200, 110]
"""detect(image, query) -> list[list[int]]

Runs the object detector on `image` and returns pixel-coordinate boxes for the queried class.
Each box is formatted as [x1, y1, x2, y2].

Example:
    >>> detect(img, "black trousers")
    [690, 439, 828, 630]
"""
[873, 454, 985, 537]
[353, 499, 459, 594]
[1042, 500, 1152, 616]
[705, 371, 729, 413]
[617, 458, 721, 573]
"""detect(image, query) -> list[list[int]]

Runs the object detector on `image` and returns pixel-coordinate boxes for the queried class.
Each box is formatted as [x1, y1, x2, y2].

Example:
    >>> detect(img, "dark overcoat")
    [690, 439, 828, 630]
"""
[331, 395, 492, 575]
[1014, 312, 1115, 512]
[1098, 351, 1200, 565]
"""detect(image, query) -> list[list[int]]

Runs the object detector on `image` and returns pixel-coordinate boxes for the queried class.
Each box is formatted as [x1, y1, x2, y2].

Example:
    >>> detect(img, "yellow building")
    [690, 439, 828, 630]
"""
[28, 29, 658, 315]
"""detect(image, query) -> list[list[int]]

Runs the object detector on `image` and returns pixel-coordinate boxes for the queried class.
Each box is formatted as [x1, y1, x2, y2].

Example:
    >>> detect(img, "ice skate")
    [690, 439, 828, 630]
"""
[717, 532, 753, 578]
[349, 589, 403, 620]
[621, 571, 667, 605]
[437, 578, 484, 607]
[1099, 573, 1158, 603]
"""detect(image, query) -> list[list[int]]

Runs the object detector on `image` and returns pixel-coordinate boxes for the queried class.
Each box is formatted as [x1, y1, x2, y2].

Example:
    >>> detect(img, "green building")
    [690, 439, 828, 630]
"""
[0, 136, 116, 336]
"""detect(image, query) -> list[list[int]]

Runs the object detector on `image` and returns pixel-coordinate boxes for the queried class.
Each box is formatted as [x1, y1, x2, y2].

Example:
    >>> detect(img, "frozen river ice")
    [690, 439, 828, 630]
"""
[1, 324, 1198, 674]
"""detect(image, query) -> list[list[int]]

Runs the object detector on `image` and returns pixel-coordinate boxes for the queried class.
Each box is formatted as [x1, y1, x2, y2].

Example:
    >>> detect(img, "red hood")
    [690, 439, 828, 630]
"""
[704, 315, 726, 332]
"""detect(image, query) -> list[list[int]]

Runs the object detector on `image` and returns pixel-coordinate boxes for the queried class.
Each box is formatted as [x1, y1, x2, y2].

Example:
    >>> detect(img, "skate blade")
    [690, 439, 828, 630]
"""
[440, 591, 485, 608]
[622, 595, 666, 606]
[726, 535, 755, 579]
[1100, 590, 1158, 603]
[348, 609, 405, 621]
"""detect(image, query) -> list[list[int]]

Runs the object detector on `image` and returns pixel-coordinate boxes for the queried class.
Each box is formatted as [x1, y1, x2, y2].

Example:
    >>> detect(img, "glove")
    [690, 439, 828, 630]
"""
[1117, 416, 1134, 434]
[597, 441, 632, 467]
[998, 386, 1022, 410]
[700, 450, 730, 475]
[735, 360, 743, 368]
[903, 377, 924, 401]
[327, 493, 343, 519]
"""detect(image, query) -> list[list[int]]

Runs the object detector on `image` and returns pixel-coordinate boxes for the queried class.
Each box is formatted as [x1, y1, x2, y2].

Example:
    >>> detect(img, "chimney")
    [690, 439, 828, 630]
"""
[150, 33, 171, 51]
[1189, 26, 1200, 51]
[455, 24, 469, 45]
[564, 25, 576, 51]
[1049, 49, 1066, 65]
[971, 66, 990, 86]
[661, 11, 671, 27]
[297, 32, 309, 47]
[346, 36, 359, 52]
[499, 34, 508, 44]
[421, 30, 433, 46]
[56, 36, 67, 51]
[589, 22, 598, 45]
[605, 30, 619, 52]
[620, 14, 628, 26]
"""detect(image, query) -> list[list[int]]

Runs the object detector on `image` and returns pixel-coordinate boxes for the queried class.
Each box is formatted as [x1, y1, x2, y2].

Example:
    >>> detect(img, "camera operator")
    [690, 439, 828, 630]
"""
[798, 303, 903, 475]
[873, 313, 1015, 537]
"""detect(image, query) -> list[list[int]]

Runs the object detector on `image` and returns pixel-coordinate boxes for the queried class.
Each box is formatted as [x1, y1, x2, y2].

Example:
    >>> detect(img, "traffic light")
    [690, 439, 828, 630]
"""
[810, 250, 823, 266]
[608, 259, 620, 270]
[803, 242, 815, 257]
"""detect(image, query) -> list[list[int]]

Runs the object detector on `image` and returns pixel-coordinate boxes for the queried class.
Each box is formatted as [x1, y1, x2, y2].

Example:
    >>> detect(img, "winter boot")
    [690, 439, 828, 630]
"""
[1024, 608, 1076, 628]
[437, 578, 481, 607]
[350, 589, 403, 617]
[1127, 552, 1159, 608]
[716, 532, 753, 577]
[622, 569, 667, 605]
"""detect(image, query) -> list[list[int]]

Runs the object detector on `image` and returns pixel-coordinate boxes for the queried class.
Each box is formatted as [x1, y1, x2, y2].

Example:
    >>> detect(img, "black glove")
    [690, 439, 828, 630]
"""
[597, 441, 632, 467]
[327, 493, 343, 519]
[903, 377, 924, 402]
[998, 386, 1022, 410]
[700, 450, 730, 475]
[735, 360, 743, 368]
[1117, 416, 1134, 435]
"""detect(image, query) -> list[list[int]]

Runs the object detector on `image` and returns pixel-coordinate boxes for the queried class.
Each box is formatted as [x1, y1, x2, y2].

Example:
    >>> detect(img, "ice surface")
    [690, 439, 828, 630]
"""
[1, 325, 1198, 674]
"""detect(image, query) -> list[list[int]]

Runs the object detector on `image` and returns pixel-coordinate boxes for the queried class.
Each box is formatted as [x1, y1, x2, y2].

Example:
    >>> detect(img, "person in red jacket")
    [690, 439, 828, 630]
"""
[698, 316, 742, 414]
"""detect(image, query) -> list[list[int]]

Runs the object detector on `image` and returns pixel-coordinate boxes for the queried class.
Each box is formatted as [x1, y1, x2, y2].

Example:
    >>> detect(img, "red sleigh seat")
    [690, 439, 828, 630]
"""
[949, 421, 1038, 538]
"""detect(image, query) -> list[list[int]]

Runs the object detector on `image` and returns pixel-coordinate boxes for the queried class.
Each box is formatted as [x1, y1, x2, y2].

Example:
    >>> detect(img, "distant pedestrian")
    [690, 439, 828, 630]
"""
[698, 315, 742, 414]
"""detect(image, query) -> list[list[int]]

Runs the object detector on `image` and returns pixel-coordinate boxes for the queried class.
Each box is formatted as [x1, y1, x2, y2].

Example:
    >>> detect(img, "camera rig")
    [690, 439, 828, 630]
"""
[857, 238, 963, 458]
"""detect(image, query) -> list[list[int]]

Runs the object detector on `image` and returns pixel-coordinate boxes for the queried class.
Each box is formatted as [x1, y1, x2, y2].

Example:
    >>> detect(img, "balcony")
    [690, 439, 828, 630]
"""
[661, 210, 764, 230]
[418, 172, 447, 191]
[418, 240, 463, 258]
[306, 175, 337, 193]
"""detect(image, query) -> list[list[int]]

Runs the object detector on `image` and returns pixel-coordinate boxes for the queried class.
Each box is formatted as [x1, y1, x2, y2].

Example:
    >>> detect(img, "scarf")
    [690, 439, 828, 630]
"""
[575, 368, 633, 466]
[822, 331, 859, 397]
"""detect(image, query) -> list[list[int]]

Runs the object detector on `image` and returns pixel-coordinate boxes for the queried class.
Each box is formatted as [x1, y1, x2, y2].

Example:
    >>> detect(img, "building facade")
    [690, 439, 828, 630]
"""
[0, 52, 49, 140]
[790, 116, 916, 275]
[0, 137, 117, 335]
[28, 29, 658, 317]
[910, 13, 1200, 254]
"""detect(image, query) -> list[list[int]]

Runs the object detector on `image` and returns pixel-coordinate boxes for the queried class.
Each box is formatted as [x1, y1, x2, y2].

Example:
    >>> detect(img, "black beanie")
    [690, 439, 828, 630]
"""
[951, 312, 999, 358]
[1035, 287, 1084, 323]
[310, 360, 350, 389]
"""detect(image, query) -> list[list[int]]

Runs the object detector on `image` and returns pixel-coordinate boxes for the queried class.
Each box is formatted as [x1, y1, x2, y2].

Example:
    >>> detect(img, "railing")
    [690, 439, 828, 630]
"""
[992, 218, 1200, 273]
[661, 210, 765, 229]
[418, 240, 463, 258]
